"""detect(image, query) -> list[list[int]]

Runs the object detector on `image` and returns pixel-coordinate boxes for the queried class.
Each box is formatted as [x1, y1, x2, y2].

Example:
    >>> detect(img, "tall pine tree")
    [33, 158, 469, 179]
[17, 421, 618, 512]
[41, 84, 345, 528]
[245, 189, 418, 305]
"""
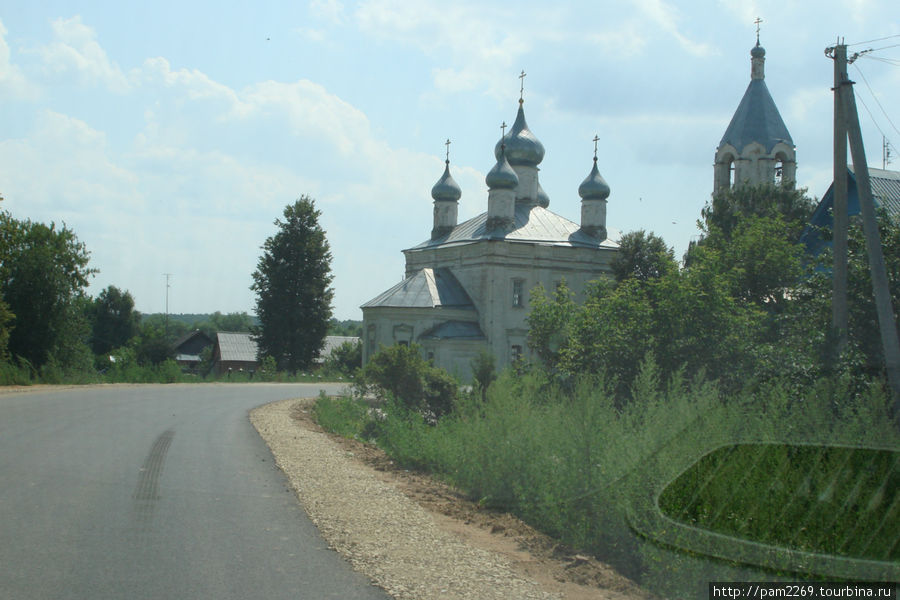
[251, 197, 334, 372]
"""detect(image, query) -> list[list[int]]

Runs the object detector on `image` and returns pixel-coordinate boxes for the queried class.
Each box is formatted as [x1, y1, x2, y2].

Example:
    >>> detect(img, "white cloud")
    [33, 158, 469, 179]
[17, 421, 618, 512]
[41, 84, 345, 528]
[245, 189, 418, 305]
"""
[310, 0, 347, 24]
[0, 19, 37, 98]
[354, 0, 531, 95]
[38, 16, 131, 92]
[634, 0, 715, 57]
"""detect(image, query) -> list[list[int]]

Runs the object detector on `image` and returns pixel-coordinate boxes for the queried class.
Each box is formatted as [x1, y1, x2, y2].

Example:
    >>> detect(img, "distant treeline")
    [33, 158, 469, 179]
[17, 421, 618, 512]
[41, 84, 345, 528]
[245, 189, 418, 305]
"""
[139, 313, 362, 338]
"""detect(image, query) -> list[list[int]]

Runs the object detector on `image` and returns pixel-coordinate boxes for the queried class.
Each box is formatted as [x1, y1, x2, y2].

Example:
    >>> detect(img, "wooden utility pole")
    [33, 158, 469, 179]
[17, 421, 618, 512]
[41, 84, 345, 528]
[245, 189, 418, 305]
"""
[831, 42, 849, 355]
[830, 41, 900, 418]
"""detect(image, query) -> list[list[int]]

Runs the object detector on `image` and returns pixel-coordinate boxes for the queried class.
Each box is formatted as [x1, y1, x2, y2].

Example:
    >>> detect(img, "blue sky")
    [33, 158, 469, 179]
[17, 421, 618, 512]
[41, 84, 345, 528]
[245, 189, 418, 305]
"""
[1, 1, 898, 319]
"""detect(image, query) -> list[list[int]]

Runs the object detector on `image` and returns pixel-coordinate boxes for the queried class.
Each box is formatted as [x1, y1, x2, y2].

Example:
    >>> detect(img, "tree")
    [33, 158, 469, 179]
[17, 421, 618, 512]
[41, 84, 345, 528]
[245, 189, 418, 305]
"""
[0, 212, 95, 369]
[251, 197, 334, 372]
[357, 343, 458, 420]
[696, 183, 815, 244]
[610, 230, 677, 284]
[91, 286, 140, 355]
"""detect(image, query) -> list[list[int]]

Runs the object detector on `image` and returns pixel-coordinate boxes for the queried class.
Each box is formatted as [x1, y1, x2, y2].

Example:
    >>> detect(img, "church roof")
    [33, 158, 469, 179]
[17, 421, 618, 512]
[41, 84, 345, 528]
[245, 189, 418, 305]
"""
[408, 204, 619, 251]
[361, 267, 476, 309]
[718, 77, 793, 154]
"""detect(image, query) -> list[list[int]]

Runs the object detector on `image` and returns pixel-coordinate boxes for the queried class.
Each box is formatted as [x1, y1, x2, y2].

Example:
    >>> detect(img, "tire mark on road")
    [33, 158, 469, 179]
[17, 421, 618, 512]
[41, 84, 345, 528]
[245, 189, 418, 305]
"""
[132, 429, 175, 525]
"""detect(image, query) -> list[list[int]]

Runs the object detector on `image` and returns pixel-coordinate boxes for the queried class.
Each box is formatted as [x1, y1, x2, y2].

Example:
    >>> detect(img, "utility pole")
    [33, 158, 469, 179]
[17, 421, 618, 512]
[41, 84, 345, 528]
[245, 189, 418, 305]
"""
[164, 273, 172, 339]
[830, 41, 849, 356]
[829, 40, 900, 421]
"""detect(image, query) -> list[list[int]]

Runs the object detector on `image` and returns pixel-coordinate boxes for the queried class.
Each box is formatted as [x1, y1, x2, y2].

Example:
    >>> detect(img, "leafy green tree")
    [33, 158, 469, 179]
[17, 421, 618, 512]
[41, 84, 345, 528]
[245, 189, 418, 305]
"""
[91, 286, 140, 356]
[696, 183, 815, 244]
[357, 343, 458, 420]
[196, 311, 254, 337]
[0, 212, 95, 369]
[610, 230, 677, 283]
[324, 339, 362, 376]
[527, 280, 579, 370]
[134, 323, 175, 366]
[251, 197, 334, 372]
[0, 293, 13, 361]
[470, 348, 497, 401]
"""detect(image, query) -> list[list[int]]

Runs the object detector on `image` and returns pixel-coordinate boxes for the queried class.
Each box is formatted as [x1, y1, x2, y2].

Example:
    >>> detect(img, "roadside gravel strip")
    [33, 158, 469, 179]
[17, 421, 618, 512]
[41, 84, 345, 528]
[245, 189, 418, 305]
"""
[250, 398, 557, 600]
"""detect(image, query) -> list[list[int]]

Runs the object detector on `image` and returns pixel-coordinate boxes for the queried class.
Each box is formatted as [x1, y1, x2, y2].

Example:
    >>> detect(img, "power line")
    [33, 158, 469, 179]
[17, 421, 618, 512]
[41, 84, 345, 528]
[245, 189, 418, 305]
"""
[853, 63, 900, 139]
[849, 33, 900, 47]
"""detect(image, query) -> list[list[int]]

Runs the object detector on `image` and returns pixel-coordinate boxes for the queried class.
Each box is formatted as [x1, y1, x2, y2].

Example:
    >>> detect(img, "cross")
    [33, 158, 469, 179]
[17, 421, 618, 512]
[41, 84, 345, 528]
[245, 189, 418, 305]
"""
[592, 134, 600, 159]
[519, 70, 526, 102]
[754, 17, 763, 44]
[445, 138, 451, 163]
[501, 121, 507, 140]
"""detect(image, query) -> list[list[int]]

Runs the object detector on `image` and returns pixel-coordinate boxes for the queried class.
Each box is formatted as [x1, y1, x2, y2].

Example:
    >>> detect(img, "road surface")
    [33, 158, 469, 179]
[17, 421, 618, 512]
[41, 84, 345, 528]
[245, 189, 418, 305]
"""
[0, 384, 389, 600]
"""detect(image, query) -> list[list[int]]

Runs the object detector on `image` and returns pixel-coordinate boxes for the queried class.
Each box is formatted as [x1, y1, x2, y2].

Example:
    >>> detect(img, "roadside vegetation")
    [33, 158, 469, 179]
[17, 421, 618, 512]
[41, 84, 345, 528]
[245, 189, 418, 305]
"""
[0, 198, 357, 386]
[314, 184, 900, 597]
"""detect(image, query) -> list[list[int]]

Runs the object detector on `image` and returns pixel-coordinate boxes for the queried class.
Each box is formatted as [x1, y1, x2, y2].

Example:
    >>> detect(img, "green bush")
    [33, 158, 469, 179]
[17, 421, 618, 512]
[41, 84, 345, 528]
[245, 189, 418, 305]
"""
[356, 343, 459, 420]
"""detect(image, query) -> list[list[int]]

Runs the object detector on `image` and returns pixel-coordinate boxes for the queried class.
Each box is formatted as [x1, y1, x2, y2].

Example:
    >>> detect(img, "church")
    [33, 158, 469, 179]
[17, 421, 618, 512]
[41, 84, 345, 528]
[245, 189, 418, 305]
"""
[361, 38, 797, 381]
[361, 89, 620, 379]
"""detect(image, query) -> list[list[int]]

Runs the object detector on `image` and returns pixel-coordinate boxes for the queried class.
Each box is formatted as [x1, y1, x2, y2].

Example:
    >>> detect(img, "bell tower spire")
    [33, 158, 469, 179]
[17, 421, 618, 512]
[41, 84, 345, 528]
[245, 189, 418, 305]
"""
[713, 25, 796, 193]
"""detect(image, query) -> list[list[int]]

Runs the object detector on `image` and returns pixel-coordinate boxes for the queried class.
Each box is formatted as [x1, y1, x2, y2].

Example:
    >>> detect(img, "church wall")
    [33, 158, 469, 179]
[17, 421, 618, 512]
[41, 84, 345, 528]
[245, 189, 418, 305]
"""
[403, 240, 615, 369]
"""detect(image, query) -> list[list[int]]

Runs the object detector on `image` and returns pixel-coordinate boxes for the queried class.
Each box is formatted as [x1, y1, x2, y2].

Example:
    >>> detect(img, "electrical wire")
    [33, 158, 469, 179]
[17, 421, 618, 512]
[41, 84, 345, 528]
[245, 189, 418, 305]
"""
[853, 63, 900, 139]
[849, 34, 900, 47]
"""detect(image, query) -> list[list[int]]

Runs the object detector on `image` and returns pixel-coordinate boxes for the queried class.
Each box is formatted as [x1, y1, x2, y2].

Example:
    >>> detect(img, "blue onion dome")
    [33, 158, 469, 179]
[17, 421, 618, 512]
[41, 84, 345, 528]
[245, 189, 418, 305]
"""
[431, 161, 462, 201]
[578, 158, 610, 200]
[751, 43, 765, 58]
[537, 182, 550, 208]
[494, 103, 545, 167]
[486, 148, 519, 189]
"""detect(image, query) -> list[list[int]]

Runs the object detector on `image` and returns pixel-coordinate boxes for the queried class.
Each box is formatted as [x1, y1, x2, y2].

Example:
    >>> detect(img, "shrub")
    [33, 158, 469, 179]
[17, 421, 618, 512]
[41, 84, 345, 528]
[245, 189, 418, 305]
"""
[357, 344, 459, 420]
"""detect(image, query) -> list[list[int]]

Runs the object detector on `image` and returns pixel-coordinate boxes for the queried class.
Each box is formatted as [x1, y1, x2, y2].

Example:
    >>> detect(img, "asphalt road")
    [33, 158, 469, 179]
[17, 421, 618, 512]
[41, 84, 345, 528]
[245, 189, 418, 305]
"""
[0, 384, 390, 600]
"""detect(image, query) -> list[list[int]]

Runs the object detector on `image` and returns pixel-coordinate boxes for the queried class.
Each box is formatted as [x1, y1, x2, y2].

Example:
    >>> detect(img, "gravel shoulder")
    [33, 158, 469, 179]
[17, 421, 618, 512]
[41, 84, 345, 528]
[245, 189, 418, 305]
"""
[250, 397, 654, 600]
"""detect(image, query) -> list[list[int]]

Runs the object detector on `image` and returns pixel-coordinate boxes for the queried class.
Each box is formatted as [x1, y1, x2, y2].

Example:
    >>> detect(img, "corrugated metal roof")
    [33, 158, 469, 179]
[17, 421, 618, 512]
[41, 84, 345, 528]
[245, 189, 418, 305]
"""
[420, 320, 485, 340]
[719, 78, 793, 154]
[361, 267, 476, 309]
[216, 332, 259, 363]
[318, 336, 360, 360]
[407, 204, 620, 252]
[801, 166, 900, 255]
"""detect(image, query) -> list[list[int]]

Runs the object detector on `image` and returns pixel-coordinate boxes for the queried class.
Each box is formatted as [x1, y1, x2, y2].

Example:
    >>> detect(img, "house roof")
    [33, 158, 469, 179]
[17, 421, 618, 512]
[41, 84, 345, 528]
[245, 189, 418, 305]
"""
[361, 267, 476, 309]
[174, 329, 212, 352]
[215, 332, 259, 363]
[406, 204, 620, 252]
[801, 166, 900, 254]
[718, 78, 793, 154]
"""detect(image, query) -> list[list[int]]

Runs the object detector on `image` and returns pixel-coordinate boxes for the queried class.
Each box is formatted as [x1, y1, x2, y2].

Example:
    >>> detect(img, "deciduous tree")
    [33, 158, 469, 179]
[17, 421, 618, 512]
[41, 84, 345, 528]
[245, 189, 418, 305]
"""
[0, 212, 95, 369]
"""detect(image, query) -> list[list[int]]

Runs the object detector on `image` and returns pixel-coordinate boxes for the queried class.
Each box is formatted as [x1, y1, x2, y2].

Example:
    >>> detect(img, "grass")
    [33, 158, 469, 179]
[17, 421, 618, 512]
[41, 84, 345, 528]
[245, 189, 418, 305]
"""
[313, 358, 900, 597]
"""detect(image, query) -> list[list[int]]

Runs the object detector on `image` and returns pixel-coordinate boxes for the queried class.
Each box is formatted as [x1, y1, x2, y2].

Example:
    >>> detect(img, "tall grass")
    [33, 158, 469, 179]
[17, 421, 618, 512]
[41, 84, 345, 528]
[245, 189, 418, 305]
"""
[314, 356, 900, 597]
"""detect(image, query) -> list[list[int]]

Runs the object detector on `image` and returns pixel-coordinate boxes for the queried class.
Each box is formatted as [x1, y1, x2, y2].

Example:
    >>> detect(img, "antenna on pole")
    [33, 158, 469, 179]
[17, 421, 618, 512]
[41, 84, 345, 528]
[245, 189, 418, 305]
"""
[164, 273, 172, 338]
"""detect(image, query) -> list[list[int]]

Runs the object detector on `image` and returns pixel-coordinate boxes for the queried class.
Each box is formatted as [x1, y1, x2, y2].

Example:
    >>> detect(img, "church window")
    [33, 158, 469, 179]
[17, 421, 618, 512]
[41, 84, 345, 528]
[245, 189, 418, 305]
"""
[512, 279, 525, 307]
[774, 153, 787, 185]
[511, 344, 523, 362]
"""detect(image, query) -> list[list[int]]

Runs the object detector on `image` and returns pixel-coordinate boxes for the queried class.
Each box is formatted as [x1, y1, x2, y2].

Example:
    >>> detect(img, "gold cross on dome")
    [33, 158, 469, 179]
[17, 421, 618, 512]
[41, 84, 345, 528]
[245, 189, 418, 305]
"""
[519, 70, 526, 102]
[445, 138, 451, 163]
[593, 135, 600, 159]
[501, 121, 507, 138]
[754, 17, 763, 43]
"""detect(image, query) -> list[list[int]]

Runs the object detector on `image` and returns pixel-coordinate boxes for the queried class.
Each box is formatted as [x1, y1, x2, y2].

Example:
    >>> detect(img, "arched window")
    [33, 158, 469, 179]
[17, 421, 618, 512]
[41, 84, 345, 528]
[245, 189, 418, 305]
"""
[774, 152, 788, 185]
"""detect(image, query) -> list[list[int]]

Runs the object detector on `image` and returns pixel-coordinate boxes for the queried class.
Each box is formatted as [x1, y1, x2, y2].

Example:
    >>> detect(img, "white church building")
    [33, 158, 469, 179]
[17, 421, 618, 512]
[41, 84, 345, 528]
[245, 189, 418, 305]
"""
[361, 94, 620, 379]
[361, 37, 795, 380]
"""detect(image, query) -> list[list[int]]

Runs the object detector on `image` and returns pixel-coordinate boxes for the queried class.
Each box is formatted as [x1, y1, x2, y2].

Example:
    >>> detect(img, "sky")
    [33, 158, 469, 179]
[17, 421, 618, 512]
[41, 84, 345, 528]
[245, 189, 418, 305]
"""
[1, 1, 899, 319]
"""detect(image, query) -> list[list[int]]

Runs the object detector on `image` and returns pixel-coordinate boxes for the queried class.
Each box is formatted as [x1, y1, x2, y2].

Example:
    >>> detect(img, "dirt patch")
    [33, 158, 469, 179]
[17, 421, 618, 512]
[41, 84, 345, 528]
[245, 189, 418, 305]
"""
[290, 401, 653, 600]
